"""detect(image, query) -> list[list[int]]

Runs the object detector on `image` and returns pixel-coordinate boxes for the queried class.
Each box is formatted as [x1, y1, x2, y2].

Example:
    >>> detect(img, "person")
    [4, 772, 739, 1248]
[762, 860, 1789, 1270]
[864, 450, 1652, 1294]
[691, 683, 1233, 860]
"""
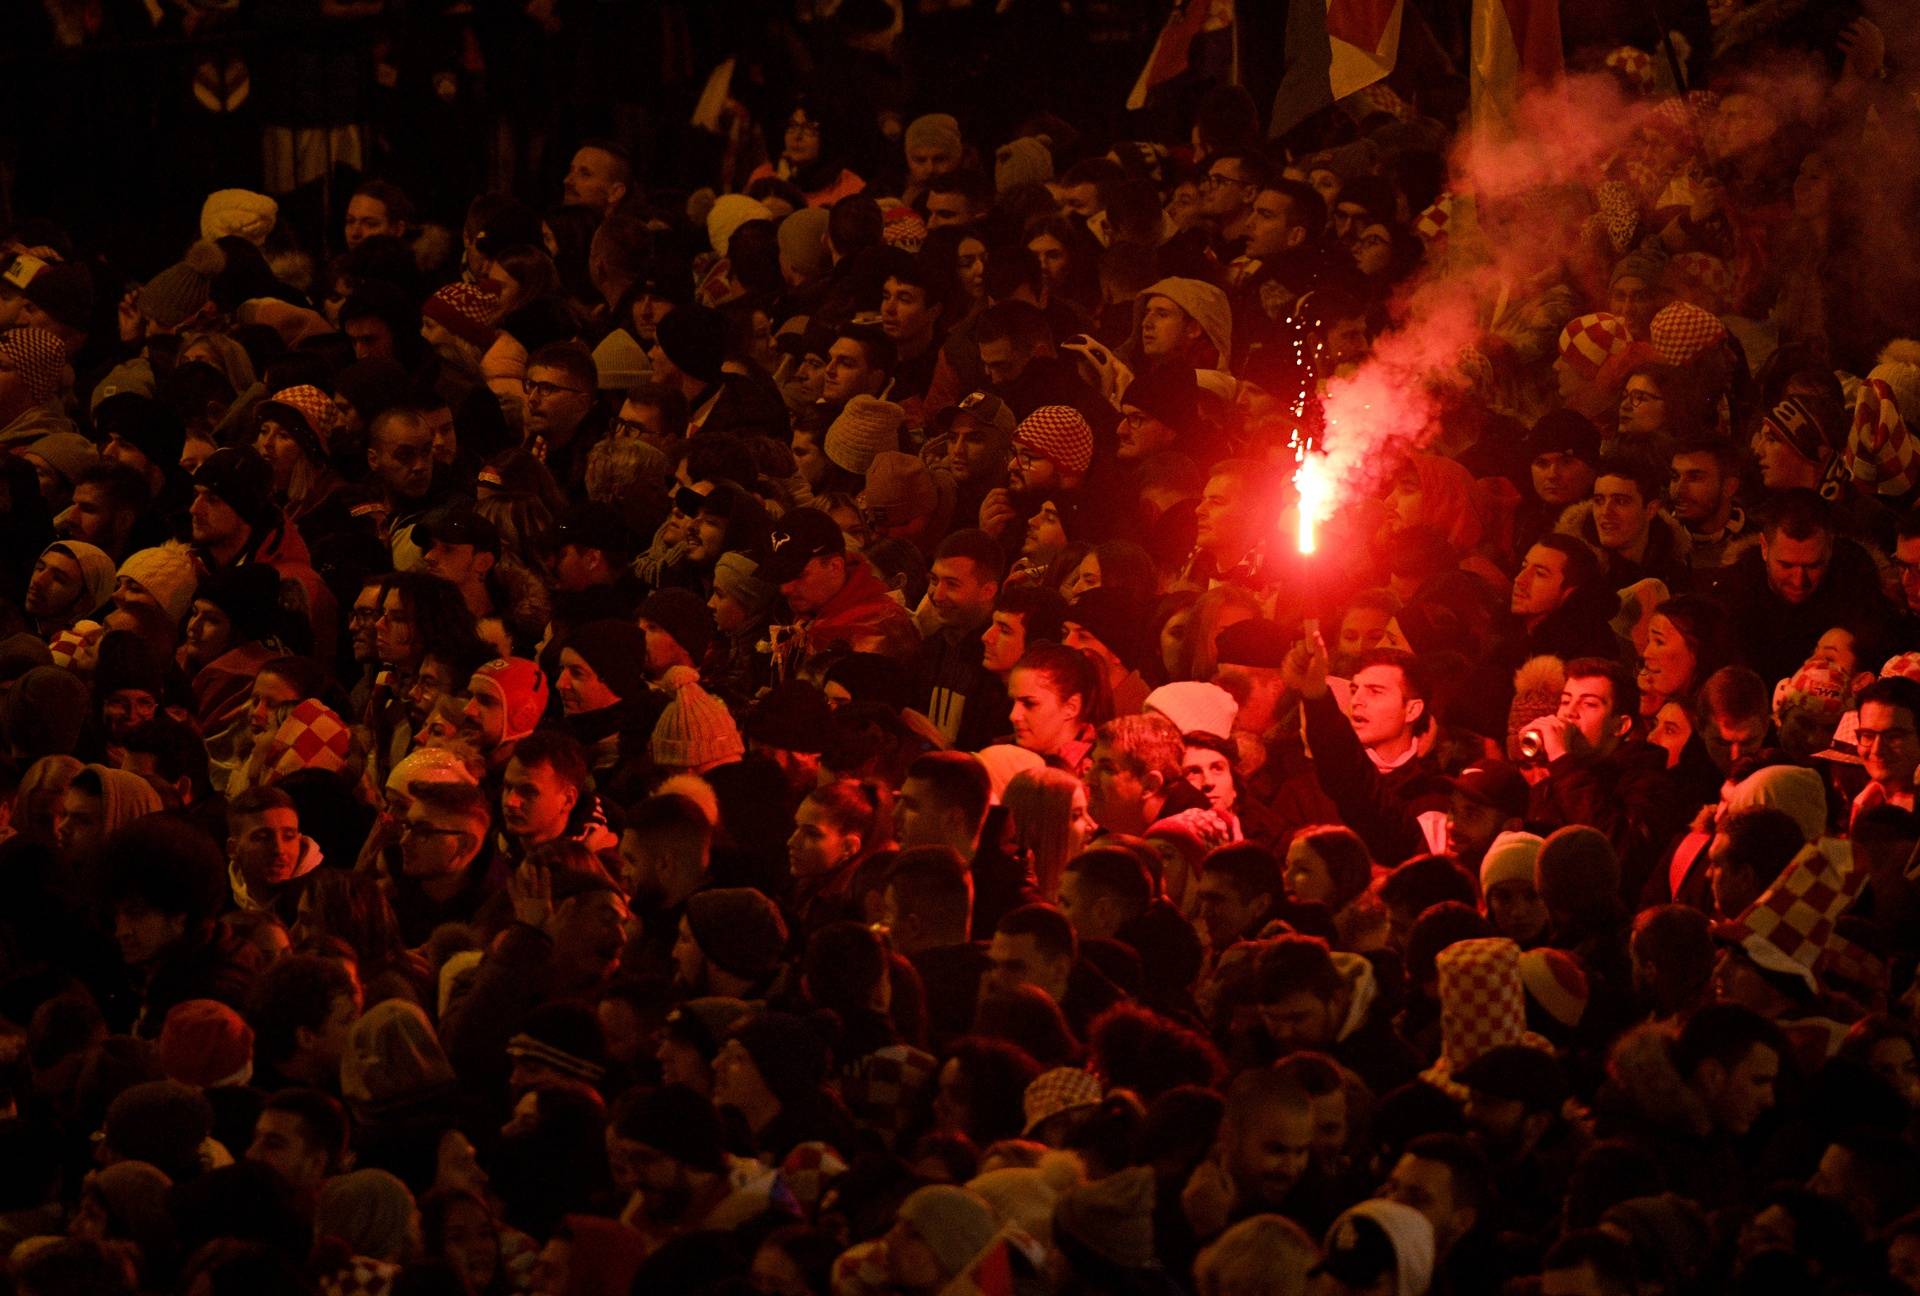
[108, 816, 261, 1037]
[916, 528, 1008, 751]
[985, 902, 1122, 1037]
[1558, 455, 1691, 590]
[1185, 459, 1286, 594]
[1006, 642, 1108, 773]
[225, 786, 323, 922]
[1085, 713, 1210, 835]
[248, 955, 359, 1094]
[246, 1087, 351, 1205]
[1723, 491, 1891, 688]
[881, 845, 989, 1050]
[1669, 437, 1753, 576]
[24, 539, 113, 637]
[498, 730, 595, 865]
[982, 584, 1069, 684]
[562, 140, 632, 216]
[1192, 844, 1283, 956]
[1491, 534, 1623, 679]
[1180, 1068, 1321, 1244]
[1852, 676, 1920, 826]
[760, 507, 920, 661]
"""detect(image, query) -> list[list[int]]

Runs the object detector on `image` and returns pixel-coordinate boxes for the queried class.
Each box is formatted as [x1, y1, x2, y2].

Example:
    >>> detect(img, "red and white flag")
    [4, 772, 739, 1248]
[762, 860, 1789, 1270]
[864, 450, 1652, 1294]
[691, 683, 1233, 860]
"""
[1327, 0, 1404, 101]
[1127, 0, 1238, 110]
[1471, 0, 1564, 124]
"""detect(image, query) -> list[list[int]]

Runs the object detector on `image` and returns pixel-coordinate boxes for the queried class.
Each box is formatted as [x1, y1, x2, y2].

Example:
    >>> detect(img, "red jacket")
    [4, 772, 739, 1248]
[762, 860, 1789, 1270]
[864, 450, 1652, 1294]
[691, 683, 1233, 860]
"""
[798, 563, 922, 661]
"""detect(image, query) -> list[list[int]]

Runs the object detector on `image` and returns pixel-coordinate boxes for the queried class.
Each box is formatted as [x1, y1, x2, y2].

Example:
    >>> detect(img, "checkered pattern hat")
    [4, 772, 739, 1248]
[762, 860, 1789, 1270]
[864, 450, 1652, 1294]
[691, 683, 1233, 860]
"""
[1669, 252, 1734, 311]
[1847, 377, 1919, 498]
[1884, 654, 1920, 683]
[1421, 937, 1554, 1101]
[881, 205, 927, 253]
[47, 621, 102, 672]
[1022, 1067, 1103, 1136]
[263, 698, 352, 781]
[842, 1043, 939, 1151]
[1649, 301, 1727, 367]
[1413, 193, 1453, 246]
[1013, 405, 1094, 475]
[1605, 45, 1656, 92]
[1518, 948, 1589, 1027]
[422, 281, 500, 350]
[1556, 313, 1632, 384]
[0, 327, 66, 404]
[1725, 839, 1867, 993]
[259, 384, 337, 459]
[781, 1141, 849, 1217]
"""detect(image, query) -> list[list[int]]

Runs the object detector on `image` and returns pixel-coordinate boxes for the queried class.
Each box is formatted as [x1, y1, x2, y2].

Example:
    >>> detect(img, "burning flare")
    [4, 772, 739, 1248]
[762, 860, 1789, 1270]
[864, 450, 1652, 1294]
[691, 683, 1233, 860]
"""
[1293, 445, 1332, 555]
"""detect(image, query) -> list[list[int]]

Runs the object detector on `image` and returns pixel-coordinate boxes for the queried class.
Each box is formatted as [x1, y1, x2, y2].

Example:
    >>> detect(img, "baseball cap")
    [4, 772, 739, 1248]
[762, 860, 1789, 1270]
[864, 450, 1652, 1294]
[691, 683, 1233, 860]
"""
[1447, 763, 1531, 821]
[759, 508, 847, 584]
[1, 254, 93, 331]
[930, 391, 1017, 439]
[414, 507, 501, 555]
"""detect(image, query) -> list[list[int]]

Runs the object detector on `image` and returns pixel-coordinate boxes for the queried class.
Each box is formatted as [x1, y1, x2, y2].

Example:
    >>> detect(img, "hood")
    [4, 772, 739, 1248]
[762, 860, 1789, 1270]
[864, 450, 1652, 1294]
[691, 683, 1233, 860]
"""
[88, 764, 165, 836]
[1336, 1199, 1436, 1296]
[1604, 1022, 1714, 1138]
[1330, 949, 1379, 1044]
[1133, 277, 1232, 370]
[228, 835, 324, 912]
[1554, 498, 1693, 567]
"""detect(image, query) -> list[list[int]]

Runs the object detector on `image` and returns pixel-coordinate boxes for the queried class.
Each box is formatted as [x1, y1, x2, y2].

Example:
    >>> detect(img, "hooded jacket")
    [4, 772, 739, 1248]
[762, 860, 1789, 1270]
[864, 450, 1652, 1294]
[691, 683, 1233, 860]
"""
[1554, 499, 1694, 593]
[794, 560, 922, 662]
[1327, 950, 1422, 1095]
[228, 835, 324, 918]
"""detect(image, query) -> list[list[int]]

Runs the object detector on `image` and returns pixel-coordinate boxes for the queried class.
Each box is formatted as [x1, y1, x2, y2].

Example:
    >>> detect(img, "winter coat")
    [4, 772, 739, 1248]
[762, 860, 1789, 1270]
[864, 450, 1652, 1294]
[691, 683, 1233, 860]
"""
[793, 563, 922, 662]
[1554, 499, 1695, 593]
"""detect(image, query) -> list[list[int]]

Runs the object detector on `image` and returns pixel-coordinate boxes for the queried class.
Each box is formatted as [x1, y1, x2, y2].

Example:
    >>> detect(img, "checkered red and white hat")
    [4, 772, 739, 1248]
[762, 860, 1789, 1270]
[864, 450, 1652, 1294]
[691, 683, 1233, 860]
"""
[263, 698, 352, 780]
[781, 1141, 849, 1217]
[1413, 194, 1453, 246]
[1556, 313, 1632, 384]
[0, 326, 67, 404]
[881, 205, 927, 253]
[1605, 45, 1656, 93]
[1669, 252, 1733, 312]
[1022, 1066, 1102, 1136]
[1013, 405, 1094, 475]
[1425, 936, 1553, 1098]
[1650, 301, 1727, 367]
[422, 281, 501, 350]
[1723, 838, 1866, 993]
[259, 384, 337, 459]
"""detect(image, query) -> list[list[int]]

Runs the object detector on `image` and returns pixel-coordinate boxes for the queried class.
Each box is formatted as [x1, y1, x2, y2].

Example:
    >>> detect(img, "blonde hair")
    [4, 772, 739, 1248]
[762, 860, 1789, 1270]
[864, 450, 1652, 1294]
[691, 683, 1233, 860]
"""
[1194, 1214, 1319, 1296]
[1001, 767, 1085, 902]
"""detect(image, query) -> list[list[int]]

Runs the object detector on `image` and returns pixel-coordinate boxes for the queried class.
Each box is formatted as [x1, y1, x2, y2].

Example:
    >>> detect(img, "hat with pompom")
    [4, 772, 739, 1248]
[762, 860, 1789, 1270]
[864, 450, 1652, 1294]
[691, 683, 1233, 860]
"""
[650, 681, 743, 770]
[139, 241, 227, 330]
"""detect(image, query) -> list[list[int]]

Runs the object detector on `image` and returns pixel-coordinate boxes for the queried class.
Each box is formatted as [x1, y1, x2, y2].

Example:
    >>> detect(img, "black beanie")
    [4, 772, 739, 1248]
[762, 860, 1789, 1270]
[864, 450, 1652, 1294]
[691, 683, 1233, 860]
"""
[639, 588, 714, 663]
[94, 629, 167, 701]
[657, 305, 727, 385]
[613, 1083, 727, 1173]
[193, 447, 278, 535]
[744, 681, 833, 754]
[195, 564, 284, 645]
[95, 393, 186, 469]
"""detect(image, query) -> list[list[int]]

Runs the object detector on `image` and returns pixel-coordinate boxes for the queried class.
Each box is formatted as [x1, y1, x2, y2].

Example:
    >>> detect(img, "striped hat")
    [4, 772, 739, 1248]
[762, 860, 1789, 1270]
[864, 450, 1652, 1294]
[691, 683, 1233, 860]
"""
[1013, 405, 1094, 474]
[1555, 313, 1632, 384]
[1649, 301, 1727, 367]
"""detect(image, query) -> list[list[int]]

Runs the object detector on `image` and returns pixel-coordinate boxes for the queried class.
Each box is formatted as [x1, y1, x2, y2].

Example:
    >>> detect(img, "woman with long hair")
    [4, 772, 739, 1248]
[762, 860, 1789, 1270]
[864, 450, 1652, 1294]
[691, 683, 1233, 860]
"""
[1636, 594, 1731, 719]
[1001, 767, 1097, 903]
[746, 96, 866, 208]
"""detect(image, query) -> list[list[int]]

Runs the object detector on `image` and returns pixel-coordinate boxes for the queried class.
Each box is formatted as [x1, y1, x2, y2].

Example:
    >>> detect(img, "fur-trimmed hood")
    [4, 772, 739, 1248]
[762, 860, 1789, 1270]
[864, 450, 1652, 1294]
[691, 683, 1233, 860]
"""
[1554, 498, 1693, 569]
[1603, 1022, 1714, 1138]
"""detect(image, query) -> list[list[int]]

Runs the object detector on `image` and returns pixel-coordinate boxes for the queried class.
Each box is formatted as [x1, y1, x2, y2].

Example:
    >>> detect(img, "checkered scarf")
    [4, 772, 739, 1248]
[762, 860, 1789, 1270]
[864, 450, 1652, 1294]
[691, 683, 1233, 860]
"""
[1846, 377, 1919, 498]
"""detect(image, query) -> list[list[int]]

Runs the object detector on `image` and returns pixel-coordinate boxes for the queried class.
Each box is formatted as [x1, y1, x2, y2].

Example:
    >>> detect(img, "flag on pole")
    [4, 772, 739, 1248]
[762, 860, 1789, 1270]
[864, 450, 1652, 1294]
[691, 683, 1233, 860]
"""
[1471, 0, 1564, 125]
[1269, 0, 1405, 138]
[1127, 1, 1239, 111]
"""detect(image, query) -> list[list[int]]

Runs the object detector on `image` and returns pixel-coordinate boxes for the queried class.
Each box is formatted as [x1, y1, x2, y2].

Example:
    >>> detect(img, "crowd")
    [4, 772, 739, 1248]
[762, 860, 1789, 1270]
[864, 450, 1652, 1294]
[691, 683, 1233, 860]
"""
[4, 1, 1920, 1295]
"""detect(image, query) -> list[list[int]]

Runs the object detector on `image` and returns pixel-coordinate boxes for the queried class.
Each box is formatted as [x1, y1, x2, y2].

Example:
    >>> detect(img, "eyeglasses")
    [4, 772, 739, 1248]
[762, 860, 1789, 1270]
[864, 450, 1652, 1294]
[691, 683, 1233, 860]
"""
[399, 821, 467, 841]
[1012, 446, 1043, 469]
[522, 379, 586, 399]
[1856, 726, 1916, 748]
[787, 120, 822, 137]
[1620, 390, 1664, 407]
[1203, 171, 1251, 190]
[613, 416, 662, 439]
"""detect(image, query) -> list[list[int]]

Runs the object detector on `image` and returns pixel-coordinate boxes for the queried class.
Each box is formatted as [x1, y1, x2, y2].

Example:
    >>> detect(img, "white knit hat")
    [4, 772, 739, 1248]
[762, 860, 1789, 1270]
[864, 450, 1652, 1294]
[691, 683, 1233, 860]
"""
[1144, 682, 1238, 739]
[1480, 830, 1545, 892]
[116, 545, 199, 623]
[651, 682, 744, 770]
[706, 193, 774, 258]
[199, 188, 278, 245]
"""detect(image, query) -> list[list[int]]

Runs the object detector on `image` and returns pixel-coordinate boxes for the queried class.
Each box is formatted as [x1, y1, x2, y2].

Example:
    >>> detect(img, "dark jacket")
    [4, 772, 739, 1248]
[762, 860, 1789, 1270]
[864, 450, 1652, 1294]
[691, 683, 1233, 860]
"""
[909, 941, 992, 1052]
[1530, 739, 1692, 906]
[131, 925, 264, 1039]
[915, 617, 1008, 753]
[1720, 535, 1891, 687]
[1301, 691, 1440, 866]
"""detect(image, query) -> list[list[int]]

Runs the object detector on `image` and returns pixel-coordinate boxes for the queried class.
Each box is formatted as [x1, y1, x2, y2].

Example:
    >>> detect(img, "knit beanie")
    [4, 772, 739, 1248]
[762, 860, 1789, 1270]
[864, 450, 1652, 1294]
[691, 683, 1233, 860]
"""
[639, 588, 715, 663]
[84, 1163, 174, 1262]
[422, 281, 500, 351]
[968, 1153, 1084, 1246]
[1479, 831, 1544, 892]
[0, 328, 66, 404]
[1649, 300, 1727, 367]
[906, 113, 963, 162]
[1533, 825, 1621, 919]
[1144, 681, 1238, 738]
[1556, 312, 1632, 384]
[95, 392, 184, 466]
[591, 328, 649, 389]
[1322, 1201, 1435, 1296]
[194, 564, 283, 645]
[650, 683, 743, 770]
[1213, 617, 1290, 669]
[199, 189, 278, 245]
[1062, 586, 1148, 670]
[657, 304, 727, 385]
[0, 634, 49, 682]
[615, 1083, 727, 1173]
[158, 999, 254, 1088]
[995, 136, 1055, 193]
[861, 451, 941, 517]
[316, 1170, 416, 1263]
[712, 552, 776, 621]
[777, 208, 832, 281]
[469, 658, 549, 744]
[685, 888, 788, 982]
[104, 1081, 213, 1182]
[1053, 1164, 1156, 1269]
[1760, 395, 1843, 465]
[139, 241, 227, 330]
[45, 541, 115, 614]
[1013, 405, 1094, 474]
[117, 545, 198, 624]
[192, 447, 277, 535]
[729, 1011, 831, 1108]
[6, 666, 88, 756]
[707, 194, 774, 258]
[1518, 947, 1590, 1027]
[27, 430, 98, 487]
[506, 1001, 607, 1085]
[744, 681, 833, 754]
[896, 1185, 1001, 1278]
[257, 385, 336, 461]
[826, 395, 904, 475]
[1119, 364, 1199, 433]
[562, 618, 653, 704]
[1722, 763, 1827, 844]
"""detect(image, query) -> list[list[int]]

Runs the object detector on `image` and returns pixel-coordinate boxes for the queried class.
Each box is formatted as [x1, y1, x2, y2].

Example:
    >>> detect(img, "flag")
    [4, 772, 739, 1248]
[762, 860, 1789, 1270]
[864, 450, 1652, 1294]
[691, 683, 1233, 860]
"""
[1269, 0, 1404, 139]
[1470, 0, 1564, 125]
[1127, 1, 1238, 111]
[938, 1236, 1018, 1296]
